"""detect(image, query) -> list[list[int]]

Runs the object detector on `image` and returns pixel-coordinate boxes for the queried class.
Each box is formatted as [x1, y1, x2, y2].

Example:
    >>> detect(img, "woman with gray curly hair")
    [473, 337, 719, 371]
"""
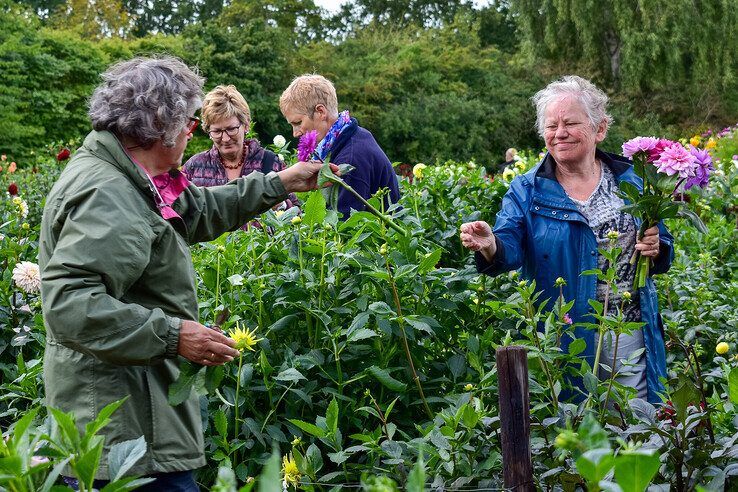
[39, 56, 328, 491]
[460, 75, 674, 404]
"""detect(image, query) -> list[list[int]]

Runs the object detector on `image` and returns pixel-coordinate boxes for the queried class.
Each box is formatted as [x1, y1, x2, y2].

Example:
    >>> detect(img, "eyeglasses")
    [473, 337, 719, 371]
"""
[207, 124, 242, 140]
[187, 116, 200, 134]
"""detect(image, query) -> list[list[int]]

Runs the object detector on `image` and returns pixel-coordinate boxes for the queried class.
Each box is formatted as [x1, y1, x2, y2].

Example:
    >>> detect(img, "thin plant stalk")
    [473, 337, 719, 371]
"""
[234, 351, 243, 459]
[383, 254, 432, 419]
[338, 181, 405, 235]
[525, 298, 559, 412]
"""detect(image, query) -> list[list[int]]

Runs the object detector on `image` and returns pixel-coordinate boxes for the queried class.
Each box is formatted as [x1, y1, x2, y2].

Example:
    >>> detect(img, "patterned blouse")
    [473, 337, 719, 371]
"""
[182, 139, 298, 210]
[568, 163, 647, 398]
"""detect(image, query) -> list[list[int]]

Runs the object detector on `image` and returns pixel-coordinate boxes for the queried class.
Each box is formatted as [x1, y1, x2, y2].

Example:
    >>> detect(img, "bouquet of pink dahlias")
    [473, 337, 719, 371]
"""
[621, 136, 712, 288]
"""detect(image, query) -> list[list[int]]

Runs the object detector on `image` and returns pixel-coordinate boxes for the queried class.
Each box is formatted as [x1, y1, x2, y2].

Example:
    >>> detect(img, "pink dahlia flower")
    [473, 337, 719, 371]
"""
[648, 138, 677, 163]
[622, 137, 659, 159]
[654, 143, 697, 178]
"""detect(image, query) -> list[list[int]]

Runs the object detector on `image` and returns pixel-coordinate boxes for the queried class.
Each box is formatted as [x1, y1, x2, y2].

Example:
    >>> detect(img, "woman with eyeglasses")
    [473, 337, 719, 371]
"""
[38, 57, 329, 491]
[183, 85, 298, 211]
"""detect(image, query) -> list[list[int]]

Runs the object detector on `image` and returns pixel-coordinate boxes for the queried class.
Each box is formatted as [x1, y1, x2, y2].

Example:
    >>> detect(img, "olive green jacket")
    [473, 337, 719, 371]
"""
[39, 130, 287, 478]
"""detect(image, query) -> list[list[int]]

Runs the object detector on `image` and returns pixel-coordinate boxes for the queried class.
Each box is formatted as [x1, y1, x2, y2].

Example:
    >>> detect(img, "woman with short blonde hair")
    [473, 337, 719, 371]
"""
[201, 85, 251, 131]
[279, 73, 400, 217]
[184, 85, 298, 212]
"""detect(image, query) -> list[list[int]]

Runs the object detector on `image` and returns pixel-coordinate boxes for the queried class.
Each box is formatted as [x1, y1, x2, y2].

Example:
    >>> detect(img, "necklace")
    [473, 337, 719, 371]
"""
[222, 159, 242, 170]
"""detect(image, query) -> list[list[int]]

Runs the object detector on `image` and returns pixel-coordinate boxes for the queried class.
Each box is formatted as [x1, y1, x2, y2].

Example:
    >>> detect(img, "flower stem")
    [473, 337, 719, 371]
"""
[338, 181, 406, 236]
[234, 352, 243, 453]
[384, 255, 432, 419]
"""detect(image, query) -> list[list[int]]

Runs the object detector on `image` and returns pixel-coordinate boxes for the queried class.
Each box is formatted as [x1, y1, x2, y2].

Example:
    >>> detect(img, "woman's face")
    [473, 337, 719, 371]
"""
[543, 96, 606, 167]
[282, 104, 332, 141]
[208, 115, 245, 159]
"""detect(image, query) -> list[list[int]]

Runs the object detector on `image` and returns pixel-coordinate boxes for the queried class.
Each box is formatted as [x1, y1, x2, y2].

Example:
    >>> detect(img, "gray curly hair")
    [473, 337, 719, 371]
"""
[89, 56, 205, 149]
[531, 75, 613, 138]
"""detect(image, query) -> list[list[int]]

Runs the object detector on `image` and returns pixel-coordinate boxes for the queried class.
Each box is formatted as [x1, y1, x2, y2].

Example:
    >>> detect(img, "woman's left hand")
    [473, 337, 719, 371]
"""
[635, 225, 661, 258]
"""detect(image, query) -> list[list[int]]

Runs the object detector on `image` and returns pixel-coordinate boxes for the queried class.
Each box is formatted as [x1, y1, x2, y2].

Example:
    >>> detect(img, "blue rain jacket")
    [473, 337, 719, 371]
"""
[477, 150, 673, 403]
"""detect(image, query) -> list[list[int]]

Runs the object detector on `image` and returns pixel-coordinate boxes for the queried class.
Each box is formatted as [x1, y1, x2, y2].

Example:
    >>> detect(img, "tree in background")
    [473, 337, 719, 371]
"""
[291, 20, 543, 164]
[511, 0, 738, 125]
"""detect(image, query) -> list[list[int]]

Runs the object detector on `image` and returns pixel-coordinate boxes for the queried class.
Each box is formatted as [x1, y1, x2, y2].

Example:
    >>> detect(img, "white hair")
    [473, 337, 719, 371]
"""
[531, 75, 612, 138]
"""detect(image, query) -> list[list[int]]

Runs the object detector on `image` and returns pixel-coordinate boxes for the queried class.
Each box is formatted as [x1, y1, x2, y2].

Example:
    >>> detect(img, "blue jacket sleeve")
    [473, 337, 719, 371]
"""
[475, 180, 529, 277]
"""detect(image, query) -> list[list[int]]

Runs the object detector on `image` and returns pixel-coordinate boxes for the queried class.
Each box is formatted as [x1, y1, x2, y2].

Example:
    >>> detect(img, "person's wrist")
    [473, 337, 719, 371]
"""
[479, 239, 496, 263]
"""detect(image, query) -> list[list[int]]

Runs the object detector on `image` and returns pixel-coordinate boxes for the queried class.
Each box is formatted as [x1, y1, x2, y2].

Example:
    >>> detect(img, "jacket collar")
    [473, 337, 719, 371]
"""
[524, 149, 638, 211]
[82, 130, 153, 192]
[328, 117, 359, 159]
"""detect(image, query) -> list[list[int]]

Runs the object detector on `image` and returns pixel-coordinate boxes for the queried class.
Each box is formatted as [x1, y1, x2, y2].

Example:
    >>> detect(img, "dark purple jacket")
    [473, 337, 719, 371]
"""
[331, 118, 400, 217]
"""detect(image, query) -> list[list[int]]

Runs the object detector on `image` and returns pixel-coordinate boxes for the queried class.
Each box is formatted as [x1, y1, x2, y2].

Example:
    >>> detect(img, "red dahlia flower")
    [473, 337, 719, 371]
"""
[56, 148, 71, 161]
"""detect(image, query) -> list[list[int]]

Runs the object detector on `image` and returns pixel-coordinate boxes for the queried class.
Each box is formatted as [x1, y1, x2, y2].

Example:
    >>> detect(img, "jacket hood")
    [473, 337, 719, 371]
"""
[81, 130, 154, 194]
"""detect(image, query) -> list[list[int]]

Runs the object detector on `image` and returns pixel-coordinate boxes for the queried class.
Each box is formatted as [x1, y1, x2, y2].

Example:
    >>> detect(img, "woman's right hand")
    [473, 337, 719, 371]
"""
[460, 221, 497, 262]
[178, 320, 240, 366]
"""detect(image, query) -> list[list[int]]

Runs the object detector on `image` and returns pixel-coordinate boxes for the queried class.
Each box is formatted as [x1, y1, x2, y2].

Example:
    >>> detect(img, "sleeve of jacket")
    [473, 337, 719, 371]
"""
[651, 221, 674, 275]
[175, 171, 288, 243]
[475, 179, 529, 277]
[41, 185, 181, 366]
[272, 155, 300, 209]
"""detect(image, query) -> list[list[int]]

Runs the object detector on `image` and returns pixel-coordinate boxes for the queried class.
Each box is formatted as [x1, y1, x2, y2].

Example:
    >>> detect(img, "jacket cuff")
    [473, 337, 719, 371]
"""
[651, 239, 674, 275]
[266, 171, 289, 203]
[475, 236, 506, 276]
[165, 317, 182, 359]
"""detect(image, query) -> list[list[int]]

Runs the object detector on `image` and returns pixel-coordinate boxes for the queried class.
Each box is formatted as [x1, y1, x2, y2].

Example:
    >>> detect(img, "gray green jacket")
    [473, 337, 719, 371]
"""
[39, 130, 287, 478]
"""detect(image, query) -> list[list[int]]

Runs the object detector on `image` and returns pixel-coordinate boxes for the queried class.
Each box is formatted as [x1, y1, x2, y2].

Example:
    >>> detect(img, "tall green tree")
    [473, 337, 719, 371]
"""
[0, 3, 109, 159]
[511, 0, 738, 91]
[290, 21, 543, 164]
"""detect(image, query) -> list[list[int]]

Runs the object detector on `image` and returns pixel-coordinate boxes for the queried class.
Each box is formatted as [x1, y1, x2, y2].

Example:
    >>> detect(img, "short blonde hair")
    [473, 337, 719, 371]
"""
[279, 74, 338, 118]
[505, 148, 517, 161]
[201, 85, 251, 131]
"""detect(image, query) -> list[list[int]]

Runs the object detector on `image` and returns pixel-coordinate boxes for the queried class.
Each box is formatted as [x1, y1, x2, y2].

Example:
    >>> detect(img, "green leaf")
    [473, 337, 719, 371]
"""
[575, 448, 615, 484]
[728, 367, 738, 405]
[461, 404, 479, 429]
[613, 450, 660, 492]
[107, 436, 147, 481]
[39, 457, 72, 492]
[367, 366, 407, 392]
[214, 410, 228, 438]
[407, 456, 426, 492]
[204, 366, 225, 393]
[326, 398, 339, 434]
[100, 477, 156, 492]
[48, 407, 81, 448]
[257, 449, 282, 492]
[418, 248, 443, 274]
[302, 191, 327, 227]
[347, 328, 377, 342]
[447, 354, 466, 381]
[11, 406, 40, 446]
[676, 207, 708, 233]
[275, 368, 306, 382]
[368, 301, 395, 316]
[671, 376, 700, 423]
[288, 419, 326, 438]
[0, 456, 23, 476]
[404, 316, 436, 335]
[73, 442, 105, 488]
[346, 311, 370, 337]
[168, 363, 201, 406]
[568, 338, 586, 356]
[618, 181, 641, 202]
